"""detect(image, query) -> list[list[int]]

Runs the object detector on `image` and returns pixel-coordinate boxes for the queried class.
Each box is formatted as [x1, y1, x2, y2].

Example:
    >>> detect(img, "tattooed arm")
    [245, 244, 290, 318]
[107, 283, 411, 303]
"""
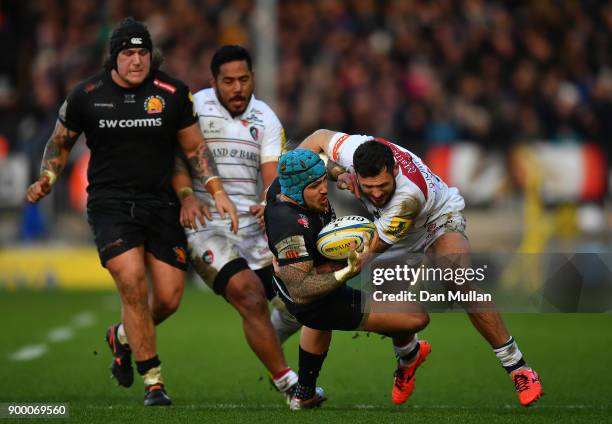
[26, 120, 80, 203]
[275, 260, 346, 305]
[275, 242, 368, 305]
[172, 153, 212, 230]
[171, 150, 194, 190]
[176, 123, 219, 187]
[177, 122, 238, 232]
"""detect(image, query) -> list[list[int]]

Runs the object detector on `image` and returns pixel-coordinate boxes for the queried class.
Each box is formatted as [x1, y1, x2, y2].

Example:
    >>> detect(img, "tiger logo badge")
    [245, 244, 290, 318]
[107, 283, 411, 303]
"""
[249, 126, 259, 141]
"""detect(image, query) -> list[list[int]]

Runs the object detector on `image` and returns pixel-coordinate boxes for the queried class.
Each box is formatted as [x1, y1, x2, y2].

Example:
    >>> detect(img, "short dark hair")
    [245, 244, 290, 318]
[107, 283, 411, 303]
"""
[353, 139, 395, 177]
[210, 45, 252, 79]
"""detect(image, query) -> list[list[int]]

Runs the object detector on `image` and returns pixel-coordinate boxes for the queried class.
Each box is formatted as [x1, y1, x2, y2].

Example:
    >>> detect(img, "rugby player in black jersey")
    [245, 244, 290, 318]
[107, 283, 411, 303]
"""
[25, 18, 238, 406]
[264, 149, 430, 410]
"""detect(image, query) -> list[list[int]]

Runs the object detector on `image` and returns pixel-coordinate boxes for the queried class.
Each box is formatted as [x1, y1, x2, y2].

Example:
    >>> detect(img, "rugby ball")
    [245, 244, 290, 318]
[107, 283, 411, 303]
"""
[316, 215, 375, 260]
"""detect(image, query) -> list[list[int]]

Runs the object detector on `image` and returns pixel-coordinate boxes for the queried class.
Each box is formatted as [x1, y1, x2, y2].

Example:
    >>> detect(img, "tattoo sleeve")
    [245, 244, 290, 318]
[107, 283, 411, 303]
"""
[173, 151, 193, 178]
[40, 121, 80, 176]
[326, 159, 346, 181]
[188, 141, 220, 185]
[276, 260, 343, 305]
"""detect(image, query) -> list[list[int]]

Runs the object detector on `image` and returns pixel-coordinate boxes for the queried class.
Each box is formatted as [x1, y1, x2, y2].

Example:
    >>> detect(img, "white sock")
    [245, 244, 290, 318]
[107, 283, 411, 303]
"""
[394, 334, 419, 368]
[270, 308, 301, 344]
[273, 368, 298, 393]
[143, 366, 164, 386]
[117, 323, 129, 346]
[493, 336, 528, 373]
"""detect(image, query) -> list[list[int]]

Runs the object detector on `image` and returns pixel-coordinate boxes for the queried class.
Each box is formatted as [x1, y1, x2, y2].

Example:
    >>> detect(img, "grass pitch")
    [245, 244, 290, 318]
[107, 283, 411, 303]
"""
[1, 287, 610, 423]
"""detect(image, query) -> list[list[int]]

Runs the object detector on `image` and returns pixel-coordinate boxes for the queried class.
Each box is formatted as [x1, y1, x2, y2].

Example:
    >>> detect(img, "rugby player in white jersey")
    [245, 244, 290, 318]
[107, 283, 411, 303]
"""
[298, 130, 543, 407]
[172, 46, 300, 400]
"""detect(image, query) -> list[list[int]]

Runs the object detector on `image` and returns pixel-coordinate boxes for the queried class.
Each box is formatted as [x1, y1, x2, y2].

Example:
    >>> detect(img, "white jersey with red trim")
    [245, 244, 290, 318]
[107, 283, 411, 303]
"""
[192, 88, 285, 223]
[328, 132, 465, 248]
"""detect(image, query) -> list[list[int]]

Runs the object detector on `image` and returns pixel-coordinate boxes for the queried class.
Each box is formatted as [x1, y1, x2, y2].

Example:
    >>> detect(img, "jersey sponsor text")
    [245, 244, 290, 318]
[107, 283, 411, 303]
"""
[98, 118, 162, 128]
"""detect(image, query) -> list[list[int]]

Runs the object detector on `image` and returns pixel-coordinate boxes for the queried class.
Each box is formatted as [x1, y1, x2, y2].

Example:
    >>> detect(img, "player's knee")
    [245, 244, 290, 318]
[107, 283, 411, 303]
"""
[157, 295, 181, 318]
[154, 302, 177, 323]
[414, 312, 430, 331]
[401, 312, 429, 332]
[227, 279, 268, 317]
[231, 291, 268, 317]
[155, 282, 183, 318]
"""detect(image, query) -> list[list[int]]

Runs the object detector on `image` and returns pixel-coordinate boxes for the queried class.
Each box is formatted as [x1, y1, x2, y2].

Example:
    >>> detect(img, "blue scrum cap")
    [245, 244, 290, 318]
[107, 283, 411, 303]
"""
[278, 149, 326, 206]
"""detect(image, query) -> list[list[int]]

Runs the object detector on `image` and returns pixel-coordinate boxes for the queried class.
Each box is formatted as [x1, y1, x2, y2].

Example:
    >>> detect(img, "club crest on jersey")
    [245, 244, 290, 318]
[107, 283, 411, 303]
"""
[144, 95, 165, 114]
[202, 250, 214, 264]
[124, 94, 135, 103]
[297, 214, 309, 228]
[249, 126, 259, 141]
[173, 246, 187, 264]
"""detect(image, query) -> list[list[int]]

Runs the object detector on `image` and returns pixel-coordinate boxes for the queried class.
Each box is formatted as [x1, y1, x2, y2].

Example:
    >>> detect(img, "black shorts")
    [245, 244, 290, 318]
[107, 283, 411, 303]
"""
[87, 199, 188, 271]
[280, 284, 366, 331]
[213, 262, 276, 300]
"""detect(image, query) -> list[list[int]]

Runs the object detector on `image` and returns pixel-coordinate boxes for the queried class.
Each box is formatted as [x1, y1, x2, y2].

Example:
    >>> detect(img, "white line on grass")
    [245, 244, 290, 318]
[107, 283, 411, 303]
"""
[73, 312, 96, 328]
[47, 327, 74, 342]
[9, 344, 48, 361]
[89, 403, 611, 411]
[7, 311, 96, 362]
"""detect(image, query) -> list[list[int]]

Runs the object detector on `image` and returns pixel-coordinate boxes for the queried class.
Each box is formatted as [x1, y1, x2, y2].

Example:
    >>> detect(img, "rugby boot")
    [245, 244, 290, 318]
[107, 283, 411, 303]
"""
[392, 340, 431, 405]
[289, 387, 327, 411]
[144, 383, 172, 406]
[105, 323, 134, 387]
[270, 369, 299, 404]
[512, 368, 543, 406]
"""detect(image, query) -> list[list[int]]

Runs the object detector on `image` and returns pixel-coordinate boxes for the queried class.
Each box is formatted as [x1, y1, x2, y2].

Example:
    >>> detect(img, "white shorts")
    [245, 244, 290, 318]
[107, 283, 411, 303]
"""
[391, 189, 466, 253]
[187, 218, 273, 289]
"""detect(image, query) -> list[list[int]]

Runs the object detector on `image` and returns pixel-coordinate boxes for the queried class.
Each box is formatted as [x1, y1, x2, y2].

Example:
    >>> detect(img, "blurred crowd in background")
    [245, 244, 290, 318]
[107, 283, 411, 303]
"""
[0, 0, 610, 241]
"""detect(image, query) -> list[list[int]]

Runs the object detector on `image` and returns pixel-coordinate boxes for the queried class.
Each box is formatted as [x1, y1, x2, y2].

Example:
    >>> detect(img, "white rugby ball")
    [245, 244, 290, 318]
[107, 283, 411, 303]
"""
[316, 215, 375, 260]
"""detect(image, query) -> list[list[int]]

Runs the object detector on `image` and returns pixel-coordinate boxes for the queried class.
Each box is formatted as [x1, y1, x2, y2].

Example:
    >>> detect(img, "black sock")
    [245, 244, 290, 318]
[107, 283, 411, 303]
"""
[296, 346, 327, 400]
[136, 355, 161, 376]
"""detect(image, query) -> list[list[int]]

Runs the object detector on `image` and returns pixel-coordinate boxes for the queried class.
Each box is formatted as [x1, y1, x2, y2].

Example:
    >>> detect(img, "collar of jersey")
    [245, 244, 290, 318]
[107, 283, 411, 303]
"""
[106, 69, 153, 92]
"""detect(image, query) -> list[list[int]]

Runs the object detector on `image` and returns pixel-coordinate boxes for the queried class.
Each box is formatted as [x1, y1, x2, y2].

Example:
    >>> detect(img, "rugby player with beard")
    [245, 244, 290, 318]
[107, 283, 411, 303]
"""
[26, 18, 238, 406]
